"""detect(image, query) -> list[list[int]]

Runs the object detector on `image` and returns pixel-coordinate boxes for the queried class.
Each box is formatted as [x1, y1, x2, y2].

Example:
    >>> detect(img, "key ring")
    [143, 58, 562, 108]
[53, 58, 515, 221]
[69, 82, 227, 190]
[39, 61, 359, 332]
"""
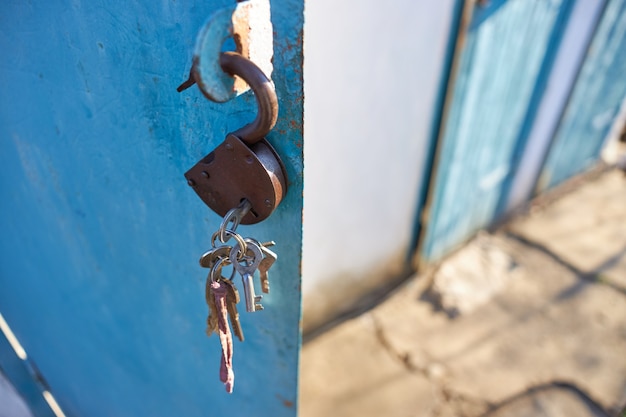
[218, 199, 252, 242]
[211, 229, 247, 257]
[209, 256, 231, 283]
[229, 238, 263, 272]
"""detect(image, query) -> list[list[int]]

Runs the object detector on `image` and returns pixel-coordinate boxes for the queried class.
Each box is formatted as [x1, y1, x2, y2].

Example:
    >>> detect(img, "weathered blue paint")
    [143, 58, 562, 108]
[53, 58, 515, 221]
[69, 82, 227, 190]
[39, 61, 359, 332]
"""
[493, 0, 577, 216]
[409, 0, 467, 260]
[504, 0, 607, 211]
[538, 0, 626, 190]
[0, 1, 303, 416]
[421, 0, 575, 262]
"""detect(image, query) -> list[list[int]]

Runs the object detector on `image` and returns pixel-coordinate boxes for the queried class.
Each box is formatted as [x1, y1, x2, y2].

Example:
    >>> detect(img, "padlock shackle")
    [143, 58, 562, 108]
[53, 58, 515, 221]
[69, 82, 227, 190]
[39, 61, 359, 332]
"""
[219, 52, 278, 144]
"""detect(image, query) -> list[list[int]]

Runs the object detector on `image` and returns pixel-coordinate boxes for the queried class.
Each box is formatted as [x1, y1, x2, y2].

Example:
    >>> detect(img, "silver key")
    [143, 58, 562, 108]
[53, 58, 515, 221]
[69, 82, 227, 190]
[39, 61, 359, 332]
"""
[230, 240, 264, 312]
[240, 239, 276, 293]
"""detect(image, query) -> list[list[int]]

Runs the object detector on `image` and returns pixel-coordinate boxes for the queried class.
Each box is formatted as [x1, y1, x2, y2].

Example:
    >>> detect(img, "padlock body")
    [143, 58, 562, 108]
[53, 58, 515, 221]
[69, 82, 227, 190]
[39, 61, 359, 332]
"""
[185, 134, 287, 224]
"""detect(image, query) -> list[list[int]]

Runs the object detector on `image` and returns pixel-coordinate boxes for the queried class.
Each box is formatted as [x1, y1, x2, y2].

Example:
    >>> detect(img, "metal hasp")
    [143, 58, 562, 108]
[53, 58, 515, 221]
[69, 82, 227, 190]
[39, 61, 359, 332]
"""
[183, 52, 287, 224]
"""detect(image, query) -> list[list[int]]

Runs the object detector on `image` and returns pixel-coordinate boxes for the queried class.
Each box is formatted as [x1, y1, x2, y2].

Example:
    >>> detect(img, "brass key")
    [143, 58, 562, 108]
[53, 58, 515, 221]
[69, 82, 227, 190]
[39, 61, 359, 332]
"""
[212, 279, 235, 393]
[258, 243, 277, 294]
[199, 245, 232, 269]
[222, 279, 244, 342]
[205, 256, 231, 337]
[205, 273, 220, 337]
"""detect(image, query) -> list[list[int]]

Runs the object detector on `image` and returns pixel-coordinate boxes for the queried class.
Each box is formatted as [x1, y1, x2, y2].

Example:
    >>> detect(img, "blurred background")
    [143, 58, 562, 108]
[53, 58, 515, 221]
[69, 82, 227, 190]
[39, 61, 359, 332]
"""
[302, 0, 626, 416]
[303, 0, 626, 334]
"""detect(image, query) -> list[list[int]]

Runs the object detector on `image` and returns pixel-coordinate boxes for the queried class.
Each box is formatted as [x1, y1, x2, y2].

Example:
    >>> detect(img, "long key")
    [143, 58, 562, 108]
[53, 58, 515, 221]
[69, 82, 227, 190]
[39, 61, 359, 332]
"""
[205, 256, 231, 336]
[205, 274, 219, 337]
[212, 280, 235, 393]
[222, 279, 244, 342]
[258, 244, 277, 294]
[230, 240, 264, 312]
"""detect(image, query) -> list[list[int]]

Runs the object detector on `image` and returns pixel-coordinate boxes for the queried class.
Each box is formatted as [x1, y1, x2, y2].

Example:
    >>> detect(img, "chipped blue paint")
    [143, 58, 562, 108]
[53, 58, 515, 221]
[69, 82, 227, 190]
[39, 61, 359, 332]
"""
[0, 1, 303, 416]
[409, 0, 466, 260]
[539, 0, 626, 190]
[421, 0, 575, 262]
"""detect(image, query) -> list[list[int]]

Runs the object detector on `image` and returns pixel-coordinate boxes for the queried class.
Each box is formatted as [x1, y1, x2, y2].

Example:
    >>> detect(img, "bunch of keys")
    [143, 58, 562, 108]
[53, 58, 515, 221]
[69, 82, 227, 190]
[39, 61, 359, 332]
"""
[177, 18, 287, 393]
[200, 199, 277, 393]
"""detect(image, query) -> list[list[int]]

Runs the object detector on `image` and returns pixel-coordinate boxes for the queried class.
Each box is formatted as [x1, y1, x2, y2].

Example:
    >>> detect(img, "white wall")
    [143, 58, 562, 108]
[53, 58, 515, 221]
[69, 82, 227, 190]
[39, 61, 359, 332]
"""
[507, 0, 605, 210]
[302, 0, 457, 329]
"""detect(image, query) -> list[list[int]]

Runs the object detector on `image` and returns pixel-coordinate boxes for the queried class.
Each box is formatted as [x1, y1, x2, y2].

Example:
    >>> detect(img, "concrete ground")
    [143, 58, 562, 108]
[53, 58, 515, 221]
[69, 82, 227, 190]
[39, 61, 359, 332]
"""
[300, 168, 626, 417]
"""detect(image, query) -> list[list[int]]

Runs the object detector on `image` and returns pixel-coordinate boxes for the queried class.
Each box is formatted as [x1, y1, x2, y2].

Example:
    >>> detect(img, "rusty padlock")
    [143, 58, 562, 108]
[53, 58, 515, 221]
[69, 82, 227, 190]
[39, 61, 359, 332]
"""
[183, 51, 287, 225]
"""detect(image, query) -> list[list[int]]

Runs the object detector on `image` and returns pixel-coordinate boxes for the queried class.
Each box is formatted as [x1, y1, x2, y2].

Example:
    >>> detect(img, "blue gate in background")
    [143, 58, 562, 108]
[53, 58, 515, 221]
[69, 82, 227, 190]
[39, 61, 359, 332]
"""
[0, 1, 303, 416]
[420, 0, 579, 262]
[538, 0, 626, 191]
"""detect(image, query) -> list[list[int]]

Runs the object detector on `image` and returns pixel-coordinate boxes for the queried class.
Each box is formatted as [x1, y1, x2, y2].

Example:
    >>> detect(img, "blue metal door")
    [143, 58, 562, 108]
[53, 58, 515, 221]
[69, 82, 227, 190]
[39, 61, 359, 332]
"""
[419, 0, 576, 262]
[538, 0, 626, 191]
[0, 1, 303, 416]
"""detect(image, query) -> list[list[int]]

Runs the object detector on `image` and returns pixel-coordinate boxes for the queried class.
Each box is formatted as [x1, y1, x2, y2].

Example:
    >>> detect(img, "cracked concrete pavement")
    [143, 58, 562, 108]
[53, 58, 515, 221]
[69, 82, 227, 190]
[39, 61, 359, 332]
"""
[300, 169, 626, 417]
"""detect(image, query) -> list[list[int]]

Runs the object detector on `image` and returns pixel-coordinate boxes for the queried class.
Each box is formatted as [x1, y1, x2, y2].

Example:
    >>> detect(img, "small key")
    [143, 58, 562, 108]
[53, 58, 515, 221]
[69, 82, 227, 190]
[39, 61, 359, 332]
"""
[258, 244, 277, 294]
[221, 279, 244, 342]
[230, 240, 264, 312]
[205, 274, 220, 337]
[212, 280, 235, 393]
[199, 245, 232, 269]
